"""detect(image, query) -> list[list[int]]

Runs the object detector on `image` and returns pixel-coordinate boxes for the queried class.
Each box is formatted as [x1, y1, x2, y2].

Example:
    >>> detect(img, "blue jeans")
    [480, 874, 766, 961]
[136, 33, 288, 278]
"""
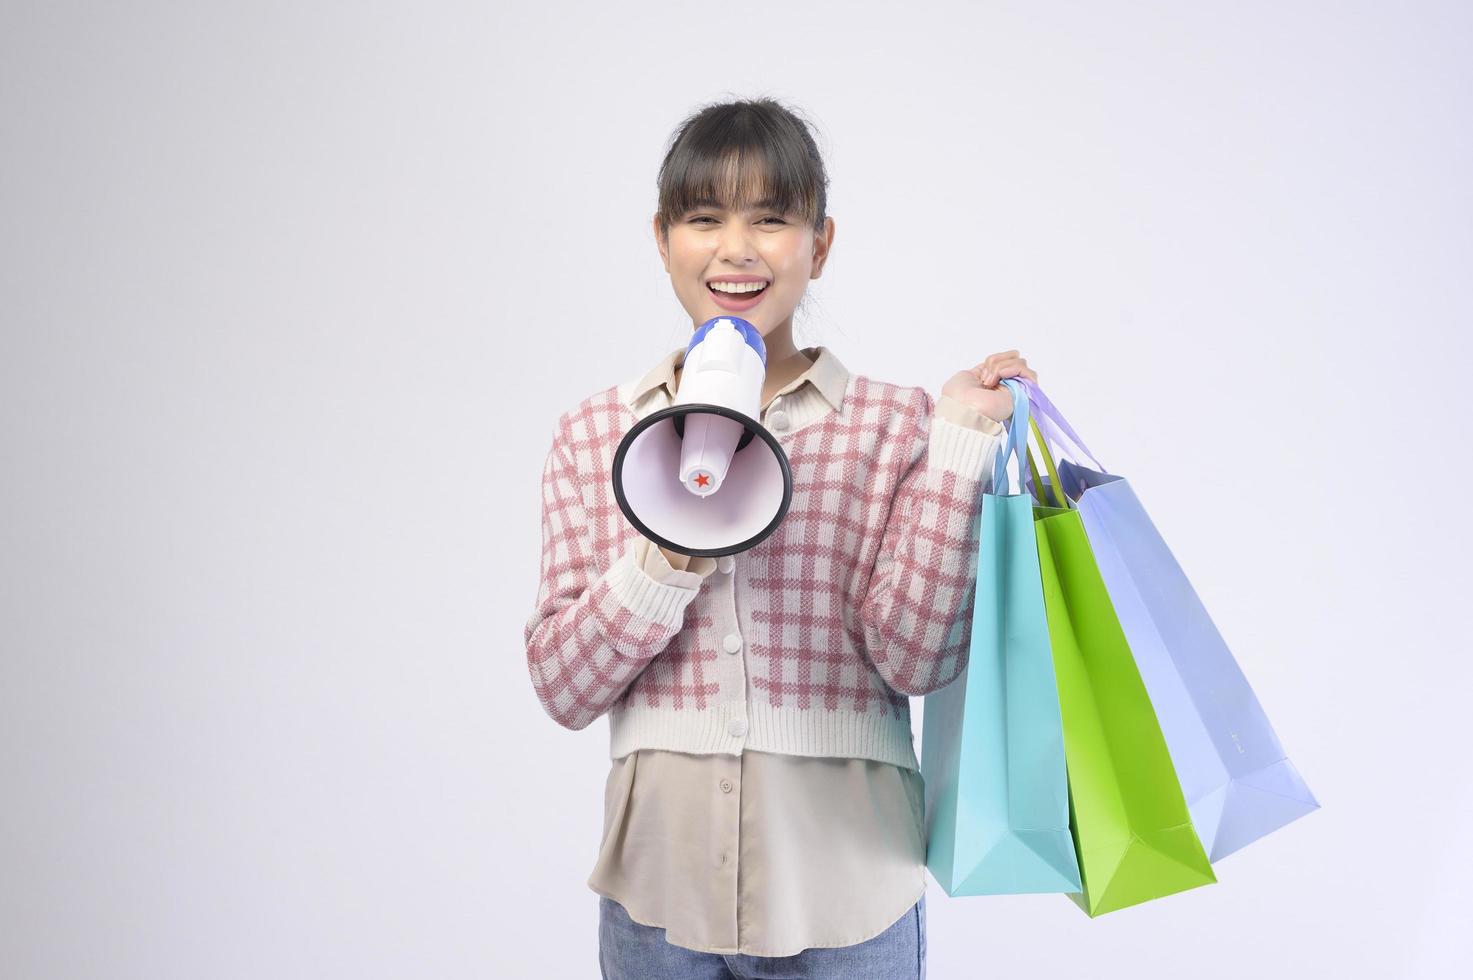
[598, 893, 926, 979]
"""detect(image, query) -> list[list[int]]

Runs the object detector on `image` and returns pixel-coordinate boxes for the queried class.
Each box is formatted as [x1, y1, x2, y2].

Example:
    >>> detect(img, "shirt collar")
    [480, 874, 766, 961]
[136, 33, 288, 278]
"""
[625, 343, 849, 416]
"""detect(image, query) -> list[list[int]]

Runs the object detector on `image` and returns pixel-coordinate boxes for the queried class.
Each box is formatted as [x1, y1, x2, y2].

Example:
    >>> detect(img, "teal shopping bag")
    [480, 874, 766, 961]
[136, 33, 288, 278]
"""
[921, 379, 1082, 895]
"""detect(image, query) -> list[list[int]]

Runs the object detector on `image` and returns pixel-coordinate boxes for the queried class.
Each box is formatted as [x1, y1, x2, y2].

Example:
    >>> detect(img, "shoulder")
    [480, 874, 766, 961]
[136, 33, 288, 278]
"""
[845, 373, 934, 437]
[549, 384, 628, 448]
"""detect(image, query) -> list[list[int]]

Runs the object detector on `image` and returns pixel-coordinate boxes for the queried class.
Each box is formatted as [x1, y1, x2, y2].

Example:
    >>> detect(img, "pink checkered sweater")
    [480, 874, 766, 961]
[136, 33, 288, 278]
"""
[524, 348, 1006, 770]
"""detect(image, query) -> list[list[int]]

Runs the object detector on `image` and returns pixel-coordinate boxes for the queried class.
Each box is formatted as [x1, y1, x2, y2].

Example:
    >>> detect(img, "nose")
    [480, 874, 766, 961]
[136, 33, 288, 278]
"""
[714, 218, 758, 266]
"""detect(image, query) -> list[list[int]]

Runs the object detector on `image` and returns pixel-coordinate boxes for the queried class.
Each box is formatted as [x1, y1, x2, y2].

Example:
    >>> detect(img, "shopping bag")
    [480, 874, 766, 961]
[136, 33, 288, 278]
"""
[1019, 378, 1319, 862]
[921, 379, 1081, 895]
[1027, 416, 1217, 916]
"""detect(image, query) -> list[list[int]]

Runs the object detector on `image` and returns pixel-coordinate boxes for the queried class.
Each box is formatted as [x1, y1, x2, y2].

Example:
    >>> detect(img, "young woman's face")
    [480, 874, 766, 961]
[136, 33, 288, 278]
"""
[654, 203, 834, 336]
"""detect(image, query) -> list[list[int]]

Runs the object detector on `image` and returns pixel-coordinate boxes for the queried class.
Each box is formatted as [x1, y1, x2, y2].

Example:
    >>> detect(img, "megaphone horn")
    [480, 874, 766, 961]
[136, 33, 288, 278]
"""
[611, 317, 794, 558]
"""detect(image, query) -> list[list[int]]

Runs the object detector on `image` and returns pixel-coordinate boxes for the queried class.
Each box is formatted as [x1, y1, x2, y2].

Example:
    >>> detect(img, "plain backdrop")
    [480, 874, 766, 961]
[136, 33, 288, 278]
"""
[2, 2, 1468, 978]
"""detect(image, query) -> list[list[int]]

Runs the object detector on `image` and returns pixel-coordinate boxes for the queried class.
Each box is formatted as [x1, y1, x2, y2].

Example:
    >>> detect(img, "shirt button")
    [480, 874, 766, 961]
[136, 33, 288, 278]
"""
[768, 410, 789, 431]
[718, 555, 735, 574]
[719, 778, 733, 793]
[722, 633, 742, 654]
[719, 851, 729, 867]
[728, 718, 748, 737]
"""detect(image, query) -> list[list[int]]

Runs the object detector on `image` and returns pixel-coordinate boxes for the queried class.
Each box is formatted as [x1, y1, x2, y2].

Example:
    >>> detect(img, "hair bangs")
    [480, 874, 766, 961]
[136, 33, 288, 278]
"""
[656, 99, 828, 236]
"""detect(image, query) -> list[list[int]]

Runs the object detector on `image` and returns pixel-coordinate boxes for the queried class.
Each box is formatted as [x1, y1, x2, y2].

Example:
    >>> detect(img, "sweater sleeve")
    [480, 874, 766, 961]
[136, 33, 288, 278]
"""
[524, 415, 708, 731]
[858, 389, 1005, 696]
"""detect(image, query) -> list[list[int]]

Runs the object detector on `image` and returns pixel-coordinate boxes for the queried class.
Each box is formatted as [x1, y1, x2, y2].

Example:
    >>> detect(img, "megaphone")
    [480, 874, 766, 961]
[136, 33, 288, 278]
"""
[611, 316, 793, 558]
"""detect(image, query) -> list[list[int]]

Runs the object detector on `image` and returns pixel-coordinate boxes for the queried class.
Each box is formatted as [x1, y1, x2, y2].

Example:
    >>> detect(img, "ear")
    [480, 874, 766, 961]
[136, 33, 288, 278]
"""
[652, 213, 670, 272]
[810, 216, 836, 278]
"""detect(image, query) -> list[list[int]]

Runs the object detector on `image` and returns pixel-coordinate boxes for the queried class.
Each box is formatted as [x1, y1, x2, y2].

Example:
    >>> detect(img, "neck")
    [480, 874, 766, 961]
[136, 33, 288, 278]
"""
[752, 319, 810, 406]
[757, 317, 801, 364]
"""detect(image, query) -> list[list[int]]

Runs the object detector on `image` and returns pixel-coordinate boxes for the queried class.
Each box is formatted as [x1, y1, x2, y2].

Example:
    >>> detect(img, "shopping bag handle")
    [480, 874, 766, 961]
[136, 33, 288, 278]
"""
[1016, 377, 1106, 471]
[1025, 417, 1071, 509]
[1013, 377, 1107, 471]
[1010, 377, 1109, 504]
[996, 378, 1069, 508]
[992, 378, 1032, 495]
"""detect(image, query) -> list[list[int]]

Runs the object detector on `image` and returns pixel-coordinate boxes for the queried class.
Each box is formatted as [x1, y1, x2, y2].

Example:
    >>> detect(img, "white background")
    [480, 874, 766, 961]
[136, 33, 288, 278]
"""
[2, 2, 1468, 977]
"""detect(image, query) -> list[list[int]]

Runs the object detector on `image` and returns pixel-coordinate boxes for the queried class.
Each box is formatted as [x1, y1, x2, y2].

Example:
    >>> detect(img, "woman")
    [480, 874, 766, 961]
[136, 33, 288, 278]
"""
[525, 96, 1038, 979]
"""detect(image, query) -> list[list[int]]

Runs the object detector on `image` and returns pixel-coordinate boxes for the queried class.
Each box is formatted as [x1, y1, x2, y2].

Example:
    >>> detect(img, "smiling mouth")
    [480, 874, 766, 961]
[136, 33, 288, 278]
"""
[708, 282, 769, 301]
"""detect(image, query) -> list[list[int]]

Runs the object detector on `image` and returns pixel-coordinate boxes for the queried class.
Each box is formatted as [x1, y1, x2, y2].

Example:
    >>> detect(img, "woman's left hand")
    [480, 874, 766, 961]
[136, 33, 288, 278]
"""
[940, 350, 1039, 422]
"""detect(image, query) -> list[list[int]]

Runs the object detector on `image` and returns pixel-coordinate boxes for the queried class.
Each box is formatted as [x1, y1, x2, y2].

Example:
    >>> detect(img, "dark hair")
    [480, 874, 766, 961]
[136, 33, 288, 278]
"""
[655, 97, 830, 240]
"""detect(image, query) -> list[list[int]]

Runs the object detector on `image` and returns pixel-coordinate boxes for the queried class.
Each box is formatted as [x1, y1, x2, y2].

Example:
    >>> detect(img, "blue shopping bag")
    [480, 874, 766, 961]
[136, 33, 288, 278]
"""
[1015, 377, 1319, 861]
[921, 379, 1082, 895]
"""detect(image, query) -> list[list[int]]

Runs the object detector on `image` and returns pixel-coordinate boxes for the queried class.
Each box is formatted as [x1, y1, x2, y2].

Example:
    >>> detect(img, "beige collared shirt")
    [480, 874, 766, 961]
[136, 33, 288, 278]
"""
[586, 343, 1002, 957]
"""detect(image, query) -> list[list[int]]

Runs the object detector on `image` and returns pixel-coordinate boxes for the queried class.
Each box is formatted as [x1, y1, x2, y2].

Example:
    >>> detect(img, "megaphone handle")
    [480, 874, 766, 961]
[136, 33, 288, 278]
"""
[674, 412, 756, 451]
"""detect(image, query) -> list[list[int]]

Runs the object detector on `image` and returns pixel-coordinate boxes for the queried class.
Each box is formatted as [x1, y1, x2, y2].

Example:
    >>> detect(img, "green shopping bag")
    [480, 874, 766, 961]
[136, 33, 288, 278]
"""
[1026, 417, 1217, 916]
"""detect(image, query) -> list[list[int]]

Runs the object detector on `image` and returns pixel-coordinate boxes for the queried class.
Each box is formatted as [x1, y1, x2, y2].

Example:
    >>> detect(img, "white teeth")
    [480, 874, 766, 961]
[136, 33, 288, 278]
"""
[709, 280, 768, 294]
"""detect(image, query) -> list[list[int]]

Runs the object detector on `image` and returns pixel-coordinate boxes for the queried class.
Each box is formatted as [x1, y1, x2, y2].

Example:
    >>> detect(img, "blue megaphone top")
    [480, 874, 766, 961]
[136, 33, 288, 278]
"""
[688, 316, 767, 366]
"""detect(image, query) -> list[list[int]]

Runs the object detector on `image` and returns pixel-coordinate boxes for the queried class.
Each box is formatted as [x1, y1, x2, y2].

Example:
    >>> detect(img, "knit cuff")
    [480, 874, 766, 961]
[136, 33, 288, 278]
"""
[605, 542, 703, 629]
[928, 397, 1004, 480]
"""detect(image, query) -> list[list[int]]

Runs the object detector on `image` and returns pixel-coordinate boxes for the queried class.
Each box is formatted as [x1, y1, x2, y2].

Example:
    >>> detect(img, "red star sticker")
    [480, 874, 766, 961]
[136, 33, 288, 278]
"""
[694, 473, 711, 488]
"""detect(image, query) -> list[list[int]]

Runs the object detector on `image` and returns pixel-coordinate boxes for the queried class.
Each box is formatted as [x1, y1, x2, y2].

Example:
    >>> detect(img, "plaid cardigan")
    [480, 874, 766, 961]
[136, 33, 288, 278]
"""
[524, 344, 1006, 770]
